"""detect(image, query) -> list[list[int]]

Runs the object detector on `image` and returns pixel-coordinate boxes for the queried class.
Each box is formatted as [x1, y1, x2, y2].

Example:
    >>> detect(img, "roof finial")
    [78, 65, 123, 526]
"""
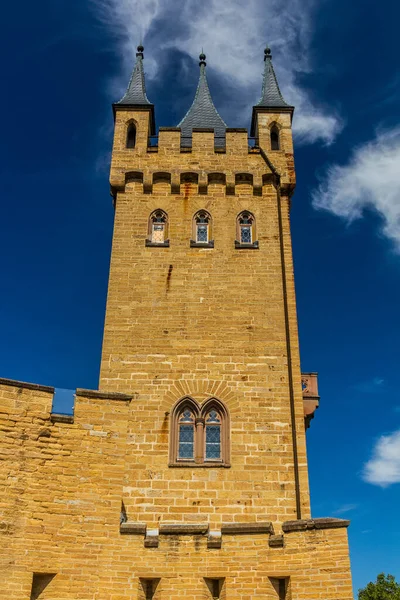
[136, 44, 144, 58]
[264, 45, 271, 61]
[199, 51, 207, 67]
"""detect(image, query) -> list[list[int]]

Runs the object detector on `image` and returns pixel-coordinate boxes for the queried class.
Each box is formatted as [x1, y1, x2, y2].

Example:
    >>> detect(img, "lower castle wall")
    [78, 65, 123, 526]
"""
[0, 381, 353, 599]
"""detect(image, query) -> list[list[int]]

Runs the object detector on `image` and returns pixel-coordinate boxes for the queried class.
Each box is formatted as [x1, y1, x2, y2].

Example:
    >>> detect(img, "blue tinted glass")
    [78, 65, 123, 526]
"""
[206, 410, 220, 423]
[206, 425, 221, 460]
[179, 443, 194, 458]
[180, 409, 194, 422]
[179, 424, 194, 459]
[241, 226, 251, 243]
[197, 225, 208, 242]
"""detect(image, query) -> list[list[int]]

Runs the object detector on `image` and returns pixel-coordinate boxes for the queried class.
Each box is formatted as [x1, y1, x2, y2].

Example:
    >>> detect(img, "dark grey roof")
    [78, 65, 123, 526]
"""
[178, 54, 227, 147]
[117, 45, 152, 106]
[256, 46, 291, 108]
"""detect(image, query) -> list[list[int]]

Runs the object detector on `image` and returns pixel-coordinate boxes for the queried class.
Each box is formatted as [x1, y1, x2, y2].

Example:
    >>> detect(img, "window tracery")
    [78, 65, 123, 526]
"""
[170, 397, 229, 466]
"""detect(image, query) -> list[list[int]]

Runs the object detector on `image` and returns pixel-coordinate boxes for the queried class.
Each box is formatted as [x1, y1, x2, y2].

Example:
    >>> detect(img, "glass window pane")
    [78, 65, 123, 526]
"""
[179, 424, 194, 459]
[206, 425, 221, 460]
[152, 223, 164, 243]
[241, 226, 252, 243]
[197, 224, 208, 242]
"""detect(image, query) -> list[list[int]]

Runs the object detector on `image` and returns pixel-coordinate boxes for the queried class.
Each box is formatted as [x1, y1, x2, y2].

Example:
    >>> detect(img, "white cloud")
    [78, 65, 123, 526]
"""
[312, 126, 400, 250]
[332, 503, 358, 516]
[91, 0, 341, 145]
[363, 429, 400, 487]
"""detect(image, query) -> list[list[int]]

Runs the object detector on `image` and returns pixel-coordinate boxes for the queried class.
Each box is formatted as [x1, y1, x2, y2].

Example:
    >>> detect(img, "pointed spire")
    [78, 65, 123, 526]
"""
[256, 45, 291, 108]
[117, 45, 152, 106]
[178, 52, 227, 148]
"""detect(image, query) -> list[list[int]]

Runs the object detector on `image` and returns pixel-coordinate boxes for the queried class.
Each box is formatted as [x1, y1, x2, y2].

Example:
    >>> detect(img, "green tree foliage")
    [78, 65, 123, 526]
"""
[359, 573, 400, 600]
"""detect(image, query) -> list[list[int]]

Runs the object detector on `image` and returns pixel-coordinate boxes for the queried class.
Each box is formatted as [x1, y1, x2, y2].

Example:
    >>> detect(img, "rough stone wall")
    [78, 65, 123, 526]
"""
[1, 109, 354, 598]
[100, 113, 310, 527]
[0, 381, 353, 599]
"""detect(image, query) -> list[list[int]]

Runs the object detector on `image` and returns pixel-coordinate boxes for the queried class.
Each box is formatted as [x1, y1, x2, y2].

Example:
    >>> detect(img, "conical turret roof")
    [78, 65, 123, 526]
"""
[117, 45, 152, 106]
[256, 46, 291, 108]
[178, 53, 227, 148]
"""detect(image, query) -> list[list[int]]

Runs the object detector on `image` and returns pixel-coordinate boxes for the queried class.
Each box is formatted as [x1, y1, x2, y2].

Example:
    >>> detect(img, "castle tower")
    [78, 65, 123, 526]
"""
[1, 45, 354, 600]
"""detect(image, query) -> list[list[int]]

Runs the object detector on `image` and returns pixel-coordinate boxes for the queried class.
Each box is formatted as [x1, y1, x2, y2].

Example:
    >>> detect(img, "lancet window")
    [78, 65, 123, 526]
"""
[170, 398, 229, 466]
[270, 124, 280, 150]
[126, 123, 137, 148]
[147, 210, 168, 245]
[194, 210, 211, 244]
[237, 211, 255, 244]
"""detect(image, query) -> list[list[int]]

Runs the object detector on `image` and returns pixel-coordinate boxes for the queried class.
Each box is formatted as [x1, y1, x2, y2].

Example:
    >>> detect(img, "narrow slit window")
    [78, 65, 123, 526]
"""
[238, 212, 254, 244]
[271, 125, 280, 150]
[150, 210, 167, 243]
[126, 123, 136, 148]
[205, 409, 221, 461]
[195, 211, 210, 243]
[178, 409, 195, 460]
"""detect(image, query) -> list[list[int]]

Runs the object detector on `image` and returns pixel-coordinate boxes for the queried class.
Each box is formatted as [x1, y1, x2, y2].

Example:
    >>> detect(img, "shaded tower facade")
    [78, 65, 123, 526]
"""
[0, 46, 354, 600]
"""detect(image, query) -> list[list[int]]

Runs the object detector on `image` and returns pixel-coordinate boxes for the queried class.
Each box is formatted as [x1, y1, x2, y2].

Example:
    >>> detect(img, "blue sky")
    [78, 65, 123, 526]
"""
[1, 0, 400, 594]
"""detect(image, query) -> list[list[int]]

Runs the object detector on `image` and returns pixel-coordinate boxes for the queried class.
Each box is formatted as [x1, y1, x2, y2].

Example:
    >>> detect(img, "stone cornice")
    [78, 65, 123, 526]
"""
[282, 518, 350, 533]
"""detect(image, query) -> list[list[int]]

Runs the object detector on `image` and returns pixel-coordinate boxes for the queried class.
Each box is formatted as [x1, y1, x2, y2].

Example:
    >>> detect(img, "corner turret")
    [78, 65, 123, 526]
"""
[251, 45, 295, 190]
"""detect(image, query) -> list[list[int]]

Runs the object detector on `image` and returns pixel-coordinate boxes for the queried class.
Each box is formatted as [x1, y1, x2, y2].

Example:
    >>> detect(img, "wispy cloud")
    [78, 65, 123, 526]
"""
[363, 429, 400, 487]
[353, 377, 385, 394]
[332, 503, 358, 516]
[312, 126, 400, 251]
[91, 0, 342, 145]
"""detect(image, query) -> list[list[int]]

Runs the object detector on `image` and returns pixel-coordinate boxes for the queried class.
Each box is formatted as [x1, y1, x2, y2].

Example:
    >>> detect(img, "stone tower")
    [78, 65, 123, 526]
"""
[0, 45, 354, 600]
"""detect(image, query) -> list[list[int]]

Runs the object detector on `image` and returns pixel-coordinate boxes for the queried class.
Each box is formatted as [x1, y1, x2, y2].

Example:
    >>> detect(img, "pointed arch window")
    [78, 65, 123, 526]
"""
[146, 210, 169, 247]
[170, 398, 230, 466]
[191, 211, 214, 248]
[126, 123, 137, 149]
[235, 211, 258, 248]
[270, 125, 280, 151]
[205, 409, 221, 461]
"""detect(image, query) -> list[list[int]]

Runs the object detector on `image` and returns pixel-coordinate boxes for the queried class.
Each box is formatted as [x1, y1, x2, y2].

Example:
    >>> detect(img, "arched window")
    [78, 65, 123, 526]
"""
[205, 409, 222, 461]
[270, 125, 280, 151]
[170, 397, 230, 466]
[194, 211, 210, 243]
[178, 407, 195, 460]
[126, 123, 136, 149]
[146, 210, 169, 246]
[237, 211, 255, 244]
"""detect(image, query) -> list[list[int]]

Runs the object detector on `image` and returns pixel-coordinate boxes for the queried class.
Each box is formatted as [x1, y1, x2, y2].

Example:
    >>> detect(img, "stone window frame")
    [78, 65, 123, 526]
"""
[235, 210, 259, 249]
[270, 122, 281, 151]
[169, 396, 230, 467]
[190, 210, 214, 248]
[126, 120, 137, 149]
[146, 209, 170, 247]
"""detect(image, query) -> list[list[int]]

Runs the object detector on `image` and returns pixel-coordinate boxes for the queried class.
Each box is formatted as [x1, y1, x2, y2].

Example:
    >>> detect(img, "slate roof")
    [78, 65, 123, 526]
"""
[117, 45, 152, 106]
[178, 54, 227, 148]
[256, 46, 291, 108]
